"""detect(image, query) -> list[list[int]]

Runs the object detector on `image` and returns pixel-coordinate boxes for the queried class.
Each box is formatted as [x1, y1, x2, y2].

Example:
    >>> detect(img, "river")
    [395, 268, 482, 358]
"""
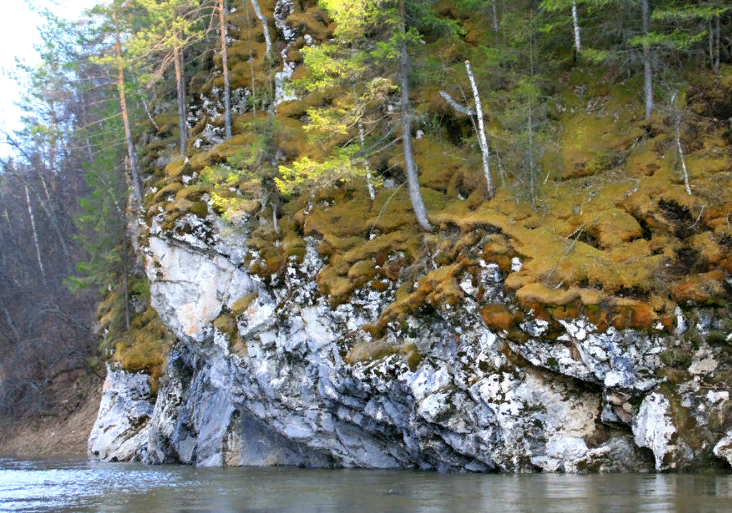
[1, 458, 732, 512]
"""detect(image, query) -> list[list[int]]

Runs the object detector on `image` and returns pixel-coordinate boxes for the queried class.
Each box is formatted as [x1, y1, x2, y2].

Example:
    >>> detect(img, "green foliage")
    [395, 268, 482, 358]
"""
[129, 0, 214, 84]
[67, 101, 128, 293]
[277, 147, 373, 195]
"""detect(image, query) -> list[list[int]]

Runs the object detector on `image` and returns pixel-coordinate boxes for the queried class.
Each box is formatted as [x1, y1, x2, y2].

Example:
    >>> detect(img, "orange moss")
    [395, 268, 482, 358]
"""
[671, 271, 726, 303]
[481, 305, 517, 332]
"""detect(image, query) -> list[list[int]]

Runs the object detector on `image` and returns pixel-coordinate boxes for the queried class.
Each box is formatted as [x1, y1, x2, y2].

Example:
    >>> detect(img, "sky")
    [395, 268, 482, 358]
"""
[0, 0, 98, 156]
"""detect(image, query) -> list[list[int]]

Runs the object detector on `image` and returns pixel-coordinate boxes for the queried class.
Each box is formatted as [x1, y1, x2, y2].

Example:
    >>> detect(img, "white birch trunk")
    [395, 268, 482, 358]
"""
[641, 0, 653, 120]
[273, 199, 279, 234]
[439, 91, 475, 116]
[249, 0, 272, 58]
[572, 1, 581, 56]
[219, 0, 232, 139]
[25, 185, 46, 284]
[673, 93, 691, 196]
[359, 122, 375, 200]
[142, 95, 160, 130]
[465, 60, 494, 198]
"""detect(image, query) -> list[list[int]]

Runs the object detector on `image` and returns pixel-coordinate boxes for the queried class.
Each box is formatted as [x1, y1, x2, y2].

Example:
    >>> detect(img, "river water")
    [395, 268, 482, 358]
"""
[2, 457, 732, 513]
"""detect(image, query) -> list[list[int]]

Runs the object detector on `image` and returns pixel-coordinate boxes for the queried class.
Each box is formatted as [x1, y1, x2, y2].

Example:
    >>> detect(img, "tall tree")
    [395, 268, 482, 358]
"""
[131, 0, 215, 154]
[641, 0, 653, 120]
[218, 0, 232, 139]
[291, 0, 459, 231]
[87, 0, 145, 207]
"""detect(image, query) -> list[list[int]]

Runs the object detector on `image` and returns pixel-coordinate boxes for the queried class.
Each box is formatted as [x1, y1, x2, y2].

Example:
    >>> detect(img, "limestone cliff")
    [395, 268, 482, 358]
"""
[87, 0, 732, 473]
[88, 210, 732, 472]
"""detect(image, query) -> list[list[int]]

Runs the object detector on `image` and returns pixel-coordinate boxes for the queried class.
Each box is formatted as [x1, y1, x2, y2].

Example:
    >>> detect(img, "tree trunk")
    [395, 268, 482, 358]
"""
[709, 18, 714, 70]
[122, 223, 130, 330]
[114, 10, 144, 207]
[174, 45, 188, 154]
[31, 169, 73, 267]
[572, 0, 581, 58]
[492, 2, 499, 47]
[715, 15, 721, 73]
[0, 301, 20, 344]
[359, 121, 375, 200]
[641, 0, 653, 120]
[528, 109, 535, 202]
[49, 101, 58, 176]
[673, 93, 691, 196]
[399, 0, 431, 232]
[219, 0, 232, 139]
[465, 60, 494, 198]
[24, 185, 46, 284]
[245, 3, 257, 116]
[249, 0, 272, 59]
[31, 186, 73, 273]
[272, 187, 280, 234]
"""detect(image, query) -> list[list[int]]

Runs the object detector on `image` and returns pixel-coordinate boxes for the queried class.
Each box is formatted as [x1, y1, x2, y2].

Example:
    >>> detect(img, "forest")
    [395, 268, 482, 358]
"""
[0, 0, 730, 427]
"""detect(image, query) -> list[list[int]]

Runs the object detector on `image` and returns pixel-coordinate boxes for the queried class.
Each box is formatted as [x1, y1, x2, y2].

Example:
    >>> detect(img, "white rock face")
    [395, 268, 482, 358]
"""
[88, 366, 153, 462]
[713, 432, 732, 466]
[146, 236, 257, 342]
[632, 393, 677, 471]
[89, 213, 732, 473]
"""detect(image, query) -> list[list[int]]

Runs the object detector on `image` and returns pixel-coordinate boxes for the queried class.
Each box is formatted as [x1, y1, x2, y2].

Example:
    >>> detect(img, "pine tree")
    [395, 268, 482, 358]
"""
[87, 0, 146, 207]
[286, 0, 459, 232]
[131, 0, 215, 154]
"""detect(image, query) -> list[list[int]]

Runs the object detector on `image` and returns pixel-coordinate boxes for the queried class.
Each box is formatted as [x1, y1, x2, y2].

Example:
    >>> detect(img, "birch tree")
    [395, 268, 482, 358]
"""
[541, 0, 583, 57]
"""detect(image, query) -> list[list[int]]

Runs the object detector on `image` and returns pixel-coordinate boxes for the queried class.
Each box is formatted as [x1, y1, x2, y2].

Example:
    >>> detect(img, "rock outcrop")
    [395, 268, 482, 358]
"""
[88, 214, 732, 472]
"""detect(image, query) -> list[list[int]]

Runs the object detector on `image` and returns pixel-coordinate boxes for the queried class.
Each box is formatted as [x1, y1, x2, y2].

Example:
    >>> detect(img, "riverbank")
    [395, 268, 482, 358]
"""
[0, 376, 102, 458]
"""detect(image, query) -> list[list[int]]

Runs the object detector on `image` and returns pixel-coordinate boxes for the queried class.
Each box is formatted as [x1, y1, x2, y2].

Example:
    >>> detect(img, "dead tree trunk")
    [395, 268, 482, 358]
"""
[399, 0, 431, 232]
[465, 60, 494, 198]
[174, 45, 188, 154]
[219, 0, 232, 139]
[249, 0, 272, 58]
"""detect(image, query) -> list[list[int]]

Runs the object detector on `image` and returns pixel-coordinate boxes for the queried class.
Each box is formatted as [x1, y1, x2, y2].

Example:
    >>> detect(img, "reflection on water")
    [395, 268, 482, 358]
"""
[1, 457, 731, 513]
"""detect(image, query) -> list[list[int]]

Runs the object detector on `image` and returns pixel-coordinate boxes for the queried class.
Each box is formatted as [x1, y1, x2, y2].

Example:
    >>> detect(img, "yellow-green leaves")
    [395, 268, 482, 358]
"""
[277, 147, 375, 195]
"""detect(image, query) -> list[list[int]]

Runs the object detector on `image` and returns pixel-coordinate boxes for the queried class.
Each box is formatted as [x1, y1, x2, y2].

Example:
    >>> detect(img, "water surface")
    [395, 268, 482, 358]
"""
[1, 457, 731, 512]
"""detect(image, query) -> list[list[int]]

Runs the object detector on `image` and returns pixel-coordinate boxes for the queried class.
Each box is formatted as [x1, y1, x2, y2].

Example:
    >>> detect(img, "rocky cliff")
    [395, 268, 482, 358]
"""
[86, 0, 732, 474]
[88, 208, 732, 472]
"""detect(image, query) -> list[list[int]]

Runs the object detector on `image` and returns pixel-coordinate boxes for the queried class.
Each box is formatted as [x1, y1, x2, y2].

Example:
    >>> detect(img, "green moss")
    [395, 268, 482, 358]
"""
[346, 339, 421, 369]
[231, 294, 257, 316]
[659, 348, 693, 369]
[189, 201, 209, 218]
[706, 332, 727, 346]
[214, 313, 237, 338]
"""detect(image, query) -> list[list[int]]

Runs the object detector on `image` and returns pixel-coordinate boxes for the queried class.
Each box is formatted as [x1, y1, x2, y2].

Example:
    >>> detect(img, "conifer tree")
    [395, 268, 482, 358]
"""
[87, 0, 145, 207]
[288, 0, 458, 232]
[131, 0, 215, 154]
